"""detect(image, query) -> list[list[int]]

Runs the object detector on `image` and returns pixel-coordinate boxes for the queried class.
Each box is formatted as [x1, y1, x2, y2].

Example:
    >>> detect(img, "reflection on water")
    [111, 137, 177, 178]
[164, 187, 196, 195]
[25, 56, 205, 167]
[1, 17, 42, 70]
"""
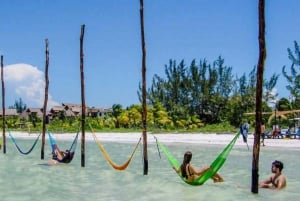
[0, 137, 299, 201]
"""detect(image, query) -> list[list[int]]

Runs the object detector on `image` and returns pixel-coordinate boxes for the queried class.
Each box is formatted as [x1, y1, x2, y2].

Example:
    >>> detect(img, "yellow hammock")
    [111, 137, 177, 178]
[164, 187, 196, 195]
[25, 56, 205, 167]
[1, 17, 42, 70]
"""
[89, 124, 141, 171]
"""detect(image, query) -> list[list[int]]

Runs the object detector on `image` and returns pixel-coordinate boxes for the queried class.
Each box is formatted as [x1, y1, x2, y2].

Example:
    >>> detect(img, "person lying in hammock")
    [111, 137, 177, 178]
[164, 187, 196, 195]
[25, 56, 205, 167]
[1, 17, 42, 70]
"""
[173, 151, 224, 183]
[52, 149, 73, 163]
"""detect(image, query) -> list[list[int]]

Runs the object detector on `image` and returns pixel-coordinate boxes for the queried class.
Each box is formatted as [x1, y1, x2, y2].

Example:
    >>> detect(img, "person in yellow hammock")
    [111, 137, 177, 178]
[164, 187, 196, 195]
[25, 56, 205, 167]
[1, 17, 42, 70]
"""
[173, 151, 224, 183]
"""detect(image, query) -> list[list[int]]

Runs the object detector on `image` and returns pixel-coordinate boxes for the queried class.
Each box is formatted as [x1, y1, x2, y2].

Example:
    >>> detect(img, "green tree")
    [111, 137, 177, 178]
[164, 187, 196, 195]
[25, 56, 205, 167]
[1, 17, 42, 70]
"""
[208, 56, 234, 123]
[282, 41, 300, 100]
[146, 57, 278, 128]
[152, 102, 172, 129]
[263, 74, 279, 104]
[9, 98, 27, 113]
[127, 104, 142, 128]
[112, 104, 123, 128]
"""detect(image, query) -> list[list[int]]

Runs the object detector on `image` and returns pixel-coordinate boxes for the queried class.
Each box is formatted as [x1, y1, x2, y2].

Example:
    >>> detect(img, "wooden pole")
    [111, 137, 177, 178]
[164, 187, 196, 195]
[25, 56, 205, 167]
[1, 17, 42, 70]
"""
[139, 0, 148, 175]
[1, 55, 6, 154]
[251, 0, 266, 193]
[41, 39, 49, 160]
[80, 24, 86, 167]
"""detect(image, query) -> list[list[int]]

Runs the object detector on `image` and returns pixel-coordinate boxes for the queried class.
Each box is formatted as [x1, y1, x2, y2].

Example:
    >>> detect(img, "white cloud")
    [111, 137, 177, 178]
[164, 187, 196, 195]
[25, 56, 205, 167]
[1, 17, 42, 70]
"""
[3, 63, 59, 109]
[265, 88, 279, 107]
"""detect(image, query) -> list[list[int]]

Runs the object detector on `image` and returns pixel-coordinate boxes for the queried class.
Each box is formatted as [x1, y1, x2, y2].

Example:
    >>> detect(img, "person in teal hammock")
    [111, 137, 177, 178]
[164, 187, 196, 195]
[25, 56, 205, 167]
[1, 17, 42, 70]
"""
[173, 151, 224, 183]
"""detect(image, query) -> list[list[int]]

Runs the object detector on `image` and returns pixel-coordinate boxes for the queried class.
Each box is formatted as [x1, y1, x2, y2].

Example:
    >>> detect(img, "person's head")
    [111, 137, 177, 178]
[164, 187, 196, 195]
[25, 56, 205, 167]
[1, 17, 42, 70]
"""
[180, 151, 193, 178]
[272, 160, 284, 173]
[183, 151, 192, 164]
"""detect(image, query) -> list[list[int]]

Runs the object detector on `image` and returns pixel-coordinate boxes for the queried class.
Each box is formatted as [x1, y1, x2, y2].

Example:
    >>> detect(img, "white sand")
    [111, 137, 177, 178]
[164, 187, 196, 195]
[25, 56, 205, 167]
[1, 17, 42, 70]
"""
[5, 131, 300, 148]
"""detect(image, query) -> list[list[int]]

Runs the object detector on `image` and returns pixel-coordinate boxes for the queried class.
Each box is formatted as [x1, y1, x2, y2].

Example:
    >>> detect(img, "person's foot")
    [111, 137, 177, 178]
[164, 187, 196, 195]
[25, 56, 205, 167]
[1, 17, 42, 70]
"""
[213, 176, 224, 183]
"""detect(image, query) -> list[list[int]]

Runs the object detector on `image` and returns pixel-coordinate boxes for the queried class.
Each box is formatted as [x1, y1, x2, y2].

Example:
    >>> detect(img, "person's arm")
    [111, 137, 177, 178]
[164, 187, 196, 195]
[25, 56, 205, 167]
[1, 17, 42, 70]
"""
[276, 176, 286, 190]
[172, 166, 180, 174]
[54, 150, 64, 160]
[259, 176, 272, 188]
[191, 165, 210, 176]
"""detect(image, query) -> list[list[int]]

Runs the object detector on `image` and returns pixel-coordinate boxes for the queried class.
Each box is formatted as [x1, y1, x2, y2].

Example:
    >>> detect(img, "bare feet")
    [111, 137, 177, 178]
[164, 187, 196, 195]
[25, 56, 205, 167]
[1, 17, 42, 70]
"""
[212, 176, 224, 183]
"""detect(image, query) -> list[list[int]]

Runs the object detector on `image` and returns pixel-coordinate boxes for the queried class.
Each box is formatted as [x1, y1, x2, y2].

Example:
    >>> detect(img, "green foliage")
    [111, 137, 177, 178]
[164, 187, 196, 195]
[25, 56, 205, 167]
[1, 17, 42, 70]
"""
[198, 122, 237, 133]
[8, 98, 27, 113]
[282, 41, 300, 99]
[146, 57, 236, 125]
[10, 48, 300, 133]
[145, 57, 277, 127]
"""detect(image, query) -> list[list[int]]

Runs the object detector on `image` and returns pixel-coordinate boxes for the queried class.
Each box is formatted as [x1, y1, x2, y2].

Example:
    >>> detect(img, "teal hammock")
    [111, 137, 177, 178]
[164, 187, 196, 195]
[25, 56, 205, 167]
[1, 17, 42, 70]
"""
[8, 129, 41, 155]
[155, 132, 240, 186]
[48, 131, 79, 163]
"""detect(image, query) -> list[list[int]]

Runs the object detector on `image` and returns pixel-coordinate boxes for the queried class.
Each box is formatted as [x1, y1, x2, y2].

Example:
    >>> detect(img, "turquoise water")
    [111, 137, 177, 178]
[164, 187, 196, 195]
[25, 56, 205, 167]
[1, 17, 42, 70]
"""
[0, 137, 299, 201]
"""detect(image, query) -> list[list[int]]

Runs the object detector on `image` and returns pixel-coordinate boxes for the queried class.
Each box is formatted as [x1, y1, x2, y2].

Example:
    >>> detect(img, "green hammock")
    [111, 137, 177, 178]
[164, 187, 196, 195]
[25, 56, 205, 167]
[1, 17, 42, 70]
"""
[155, 132, 240, 186]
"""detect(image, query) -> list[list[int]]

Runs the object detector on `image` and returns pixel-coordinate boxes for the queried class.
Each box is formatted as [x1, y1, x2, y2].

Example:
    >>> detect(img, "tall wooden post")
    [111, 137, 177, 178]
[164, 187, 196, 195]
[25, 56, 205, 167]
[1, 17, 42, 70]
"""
[1, 55, 6, 154]
[252, 0, 266, 193]
[139, 0, 148, 175]
[80, 24, 86, 167]
[41, 39, 49, 160]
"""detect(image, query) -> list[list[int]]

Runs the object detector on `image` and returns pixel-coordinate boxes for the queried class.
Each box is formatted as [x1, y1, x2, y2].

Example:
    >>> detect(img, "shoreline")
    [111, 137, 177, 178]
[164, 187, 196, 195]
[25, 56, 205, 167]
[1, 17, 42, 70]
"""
[4, 131, 300, 148]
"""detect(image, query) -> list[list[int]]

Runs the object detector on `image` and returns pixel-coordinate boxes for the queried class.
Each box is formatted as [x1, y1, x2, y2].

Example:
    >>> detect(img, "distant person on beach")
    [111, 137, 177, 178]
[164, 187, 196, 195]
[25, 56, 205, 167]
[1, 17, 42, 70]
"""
[261, 122, 266, 146]
[259, 160, 287, 190]
[272, 125, 281, 138]
[173, 151, 224, 183]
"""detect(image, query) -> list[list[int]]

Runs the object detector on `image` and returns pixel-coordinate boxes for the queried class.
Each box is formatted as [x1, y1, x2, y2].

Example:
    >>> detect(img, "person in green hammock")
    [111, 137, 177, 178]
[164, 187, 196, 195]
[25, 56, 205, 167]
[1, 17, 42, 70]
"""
[173, 151, 224, 183]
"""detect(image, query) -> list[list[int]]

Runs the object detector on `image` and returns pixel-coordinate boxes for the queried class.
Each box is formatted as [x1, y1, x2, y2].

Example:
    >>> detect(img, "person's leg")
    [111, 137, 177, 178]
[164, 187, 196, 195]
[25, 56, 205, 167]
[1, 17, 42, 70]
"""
[261, 133, 265, 146]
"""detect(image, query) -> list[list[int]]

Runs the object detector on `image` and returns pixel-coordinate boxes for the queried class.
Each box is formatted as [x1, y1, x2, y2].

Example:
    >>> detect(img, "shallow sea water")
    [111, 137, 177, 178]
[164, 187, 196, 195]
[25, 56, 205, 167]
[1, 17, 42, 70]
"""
[0, 136, 299, 201]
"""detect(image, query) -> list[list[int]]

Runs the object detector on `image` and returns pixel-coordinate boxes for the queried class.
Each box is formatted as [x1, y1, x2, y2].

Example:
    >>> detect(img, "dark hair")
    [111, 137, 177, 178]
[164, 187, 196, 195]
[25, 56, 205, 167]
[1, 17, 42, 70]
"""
[180, 151, 192, 178]
[272, 160, 284, 172]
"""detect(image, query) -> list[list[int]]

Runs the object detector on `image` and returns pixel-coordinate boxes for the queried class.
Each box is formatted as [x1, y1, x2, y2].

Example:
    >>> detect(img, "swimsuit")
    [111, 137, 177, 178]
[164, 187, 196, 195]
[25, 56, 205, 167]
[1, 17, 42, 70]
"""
[185, 164, 194, 179]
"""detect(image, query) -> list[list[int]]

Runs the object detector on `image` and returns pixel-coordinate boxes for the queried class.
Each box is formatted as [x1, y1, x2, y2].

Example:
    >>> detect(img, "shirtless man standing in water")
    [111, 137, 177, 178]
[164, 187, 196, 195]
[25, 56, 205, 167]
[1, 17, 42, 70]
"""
[259, 160, 287, 190]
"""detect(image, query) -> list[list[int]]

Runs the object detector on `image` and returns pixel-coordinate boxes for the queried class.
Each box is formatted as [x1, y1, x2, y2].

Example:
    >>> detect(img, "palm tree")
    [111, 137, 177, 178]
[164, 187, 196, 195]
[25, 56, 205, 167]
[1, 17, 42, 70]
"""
[112, 104, 123, 128]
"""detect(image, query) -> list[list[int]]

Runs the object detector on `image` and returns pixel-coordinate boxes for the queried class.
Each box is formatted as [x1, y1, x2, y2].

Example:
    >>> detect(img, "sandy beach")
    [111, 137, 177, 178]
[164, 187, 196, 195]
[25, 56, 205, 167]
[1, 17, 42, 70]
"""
[5, 131, 300, 148]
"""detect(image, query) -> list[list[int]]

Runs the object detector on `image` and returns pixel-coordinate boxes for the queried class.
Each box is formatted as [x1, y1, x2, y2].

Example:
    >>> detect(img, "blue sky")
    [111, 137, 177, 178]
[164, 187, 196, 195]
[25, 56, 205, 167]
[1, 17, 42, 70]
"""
[0, 0, 299, 109]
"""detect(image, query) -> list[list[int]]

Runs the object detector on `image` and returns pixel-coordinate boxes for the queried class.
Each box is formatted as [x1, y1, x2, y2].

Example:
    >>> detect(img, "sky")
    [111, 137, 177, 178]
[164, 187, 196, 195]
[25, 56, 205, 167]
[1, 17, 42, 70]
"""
[0, 0, 299, 109]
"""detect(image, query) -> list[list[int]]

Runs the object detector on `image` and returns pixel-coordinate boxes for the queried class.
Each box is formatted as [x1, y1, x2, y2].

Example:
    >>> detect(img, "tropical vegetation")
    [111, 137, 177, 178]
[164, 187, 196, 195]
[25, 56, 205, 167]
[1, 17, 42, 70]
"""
[3, 41, 300, 133]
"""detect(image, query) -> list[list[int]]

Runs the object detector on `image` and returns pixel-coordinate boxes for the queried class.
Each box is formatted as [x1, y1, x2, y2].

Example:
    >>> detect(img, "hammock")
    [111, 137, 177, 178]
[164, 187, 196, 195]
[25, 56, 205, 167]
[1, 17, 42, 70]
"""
[89, 124, 141, 170]
[8, 129, 41, 155]
[48, 131, 79, 163]
[155, 132, 240, 186]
